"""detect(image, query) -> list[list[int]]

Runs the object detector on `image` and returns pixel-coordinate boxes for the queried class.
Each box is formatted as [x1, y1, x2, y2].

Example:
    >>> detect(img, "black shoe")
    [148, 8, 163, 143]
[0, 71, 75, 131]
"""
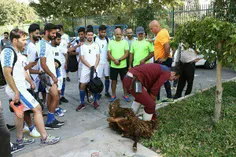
[66, 77, 70, 82]
[60, 97, 69, 103]
[98, 93, 102, 100]
[11, 143, 25, 154]
[105, 92, 111, 98]
[45, 120, 61, 130]
[7, 124, 16, 131]
[54, 119, 65, 126]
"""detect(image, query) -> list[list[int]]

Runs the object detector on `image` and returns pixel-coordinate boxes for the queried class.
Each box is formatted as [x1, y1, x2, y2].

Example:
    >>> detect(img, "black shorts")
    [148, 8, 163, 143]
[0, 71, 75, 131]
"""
[110, 67, 127, 81]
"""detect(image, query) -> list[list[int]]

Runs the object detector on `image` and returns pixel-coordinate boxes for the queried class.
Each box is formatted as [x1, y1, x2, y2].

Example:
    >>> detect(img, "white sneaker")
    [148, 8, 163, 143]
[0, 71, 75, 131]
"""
[30, 127, 41, 138]
[59, 107, 67, 113]
[55, 108, 64, 117]
[23, 125, 29, 133]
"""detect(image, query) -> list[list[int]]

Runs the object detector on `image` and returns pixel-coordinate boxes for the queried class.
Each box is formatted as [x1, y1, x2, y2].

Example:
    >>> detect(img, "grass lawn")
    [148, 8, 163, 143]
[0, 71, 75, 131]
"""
[141, 81, 236, 156]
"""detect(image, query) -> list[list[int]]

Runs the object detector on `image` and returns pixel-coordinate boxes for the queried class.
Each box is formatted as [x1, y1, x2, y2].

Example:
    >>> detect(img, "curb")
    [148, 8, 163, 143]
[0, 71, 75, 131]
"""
[155, 77, 236, 110]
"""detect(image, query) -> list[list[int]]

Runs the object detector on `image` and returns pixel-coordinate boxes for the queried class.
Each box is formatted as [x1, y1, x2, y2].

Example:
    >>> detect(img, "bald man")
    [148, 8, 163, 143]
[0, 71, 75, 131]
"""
[149, 20, 172, 101]
[108, 28, 130, 102]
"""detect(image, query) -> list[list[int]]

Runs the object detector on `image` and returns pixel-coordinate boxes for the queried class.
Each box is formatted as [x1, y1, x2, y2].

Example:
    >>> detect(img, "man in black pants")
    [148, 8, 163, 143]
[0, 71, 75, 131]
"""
[174, 45, 200, 99]
[0, 101, 11, 157]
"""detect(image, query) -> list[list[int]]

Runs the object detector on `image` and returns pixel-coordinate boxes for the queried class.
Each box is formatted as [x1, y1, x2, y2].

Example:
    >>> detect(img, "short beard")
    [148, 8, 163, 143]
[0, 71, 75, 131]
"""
[48, 35, 54, 40]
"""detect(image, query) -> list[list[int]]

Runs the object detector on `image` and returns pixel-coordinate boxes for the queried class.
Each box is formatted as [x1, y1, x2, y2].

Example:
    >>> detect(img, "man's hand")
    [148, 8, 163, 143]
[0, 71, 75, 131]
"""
[52, 76, 58, 84]
[114, 60, 120, 65]
[158, 58, 167, 63]
[29, 61, 37, 67]
[64, 64, 67, 70]
[140, 59, 145, 65]
[13, 91, 20, 103]
[128, 66, 132, 70]
[30, 82, 36, 90]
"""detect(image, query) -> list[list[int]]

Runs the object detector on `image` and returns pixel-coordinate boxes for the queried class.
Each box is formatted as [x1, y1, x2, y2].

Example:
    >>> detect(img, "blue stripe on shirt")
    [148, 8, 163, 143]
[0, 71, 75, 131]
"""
[3, 48, 14, 67]
[39, 40, 46, 57]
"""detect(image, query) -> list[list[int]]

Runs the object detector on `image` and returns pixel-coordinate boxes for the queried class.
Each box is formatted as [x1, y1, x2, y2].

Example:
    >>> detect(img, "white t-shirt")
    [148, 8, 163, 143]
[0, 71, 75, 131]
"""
[37, 39, 56, 77]
[180, 45, 197, 63]
[80, 42, 100, 70]
[0, 47, 26, 90]
[22, 55, 31, 89]
[59, 33, 69, 61]
[26, 41, 40, 81]
[94, 36, 109, 64]
[52, 45, 66, 65]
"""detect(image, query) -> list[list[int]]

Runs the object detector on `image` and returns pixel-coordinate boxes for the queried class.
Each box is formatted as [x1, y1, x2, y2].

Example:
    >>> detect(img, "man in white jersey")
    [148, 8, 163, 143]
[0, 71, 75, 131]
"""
[37, 23, 64, 129]
[56, 25, 69, 103]
[1, 28, 60, 146]
[57, 24, 71, 83]
[25, 24, 42, 96]
[76, 28, 100, 111]
[94, 25, 111, 98]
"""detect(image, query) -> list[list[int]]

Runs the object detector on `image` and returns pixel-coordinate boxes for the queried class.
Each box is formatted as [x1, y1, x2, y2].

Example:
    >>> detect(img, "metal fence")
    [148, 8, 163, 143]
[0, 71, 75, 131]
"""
[170, 3, 236, 36]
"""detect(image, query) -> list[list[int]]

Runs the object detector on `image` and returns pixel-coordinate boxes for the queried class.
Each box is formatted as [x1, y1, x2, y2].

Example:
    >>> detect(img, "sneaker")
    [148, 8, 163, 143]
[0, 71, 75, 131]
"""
[11, 143, 25, 154]
[30, 127, 41, 138]
[93, 101, 99, 109]
[40, 134, 60, 145]
[88, 95, 94, 103]
[161, 98, 174, 103]
[110, 96, 116, 102]
[23, 125, 30, 133]
[45, 120, 61, 130]
[16, 137, 35, 145]
[105, 92, 111, 98]
[59, 107, 67, 113]
[66, 77, 70, 82]
[123, 95, 130, 102]
[55, 108, 64, 117]
[6, 124, 15, 131]
[76, 104, 85, 112]
[10, 102, 24, 119]
[60, 97, 69, 103]
[54, 119, 65, 126]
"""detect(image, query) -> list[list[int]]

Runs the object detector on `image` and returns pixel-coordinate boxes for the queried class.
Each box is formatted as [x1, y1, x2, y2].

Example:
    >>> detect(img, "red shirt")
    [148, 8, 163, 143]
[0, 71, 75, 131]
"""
[129, 63, 170, 96]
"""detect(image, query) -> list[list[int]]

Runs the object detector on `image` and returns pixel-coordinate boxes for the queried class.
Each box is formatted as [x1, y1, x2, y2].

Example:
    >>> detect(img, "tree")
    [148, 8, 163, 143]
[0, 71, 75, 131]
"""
[173, 17, 236, 123]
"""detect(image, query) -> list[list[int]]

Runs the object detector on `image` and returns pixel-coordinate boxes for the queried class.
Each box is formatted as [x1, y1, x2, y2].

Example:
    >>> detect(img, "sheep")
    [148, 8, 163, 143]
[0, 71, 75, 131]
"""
[107, 99, 158, 152]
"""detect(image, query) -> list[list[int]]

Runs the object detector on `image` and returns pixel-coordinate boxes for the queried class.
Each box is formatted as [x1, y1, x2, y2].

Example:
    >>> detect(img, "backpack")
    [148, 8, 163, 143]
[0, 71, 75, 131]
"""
[0, 47, 17, 86]
[67, 40, 79, 72]
[87, 66, 104, 93]
[94, 36, 109, 44]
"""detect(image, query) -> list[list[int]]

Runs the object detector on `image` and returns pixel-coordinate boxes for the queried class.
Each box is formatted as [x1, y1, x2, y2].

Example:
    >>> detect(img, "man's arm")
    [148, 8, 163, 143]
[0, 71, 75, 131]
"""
[164, 42, 170, 59]
[80, 56, 92, 68]
[95, 54, 100, 69]
[129, 53, 134, 68]
[119, 50, 128, 61]
[142, 52, 154, 63]
[150, 72, 170, 97]
[3, 67, 20, 102]
[40, 58, 55, 79]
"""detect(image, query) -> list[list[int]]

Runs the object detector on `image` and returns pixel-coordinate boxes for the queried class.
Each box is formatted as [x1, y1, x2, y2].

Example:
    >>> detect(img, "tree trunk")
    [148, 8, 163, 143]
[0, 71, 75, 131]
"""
[214, 60, 223, 123]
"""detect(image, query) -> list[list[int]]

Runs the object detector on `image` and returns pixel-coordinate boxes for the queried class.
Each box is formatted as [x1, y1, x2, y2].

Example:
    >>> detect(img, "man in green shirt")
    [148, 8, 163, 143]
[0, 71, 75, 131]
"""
[108, 28, 130, 102]
[129, 26, 154, 69]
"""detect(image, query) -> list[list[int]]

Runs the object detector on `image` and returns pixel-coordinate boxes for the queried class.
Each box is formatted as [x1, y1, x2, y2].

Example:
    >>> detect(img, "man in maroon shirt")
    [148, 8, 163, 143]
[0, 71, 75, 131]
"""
[123, 63, 178, 121]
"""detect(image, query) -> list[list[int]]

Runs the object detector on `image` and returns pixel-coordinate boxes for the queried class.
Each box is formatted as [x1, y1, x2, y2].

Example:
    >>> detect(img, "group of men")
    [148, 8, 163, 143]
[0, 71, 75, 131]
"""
[0, 19, 199, 156]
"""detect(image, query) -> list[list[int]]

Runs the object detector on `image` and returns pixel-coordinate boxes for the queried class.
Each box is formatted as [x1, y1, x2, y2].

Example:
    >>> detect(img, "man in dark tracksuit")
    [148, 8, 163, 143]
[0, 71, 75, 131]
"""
[123, 63, 178, 121]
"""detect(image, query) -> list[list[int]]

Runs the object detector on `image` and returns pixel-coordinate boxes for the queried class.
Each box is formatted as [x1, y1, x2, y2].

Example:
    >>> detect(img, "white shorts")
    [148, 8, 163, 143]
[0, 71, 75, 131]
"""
[6, 87, 39, 111]
[97, 62, 110, 78]
[45, 74, 54, 93]
[80, 68, 96, 84]
[61, 63, 66, 78]
[57, 68, 63, 91]
[77, 67, 82, 81]
[33, 76, 40, 93]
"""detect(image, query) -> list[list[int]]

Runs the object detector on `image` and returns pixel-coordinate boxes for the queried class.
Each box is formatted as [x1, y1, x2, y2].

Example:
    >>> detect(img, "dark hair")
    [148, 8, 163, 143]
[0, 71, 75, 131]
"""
[78, 27, 85, 33]
[126, 27, 132, 30]
[99, 25, 107, 31]
[86, 28, 94, 34]
[44, 23, 57, 31]
[115, 26, 121, 29]
[57, 24, 63, 31]
[55, 32, 62, 39]
[10, 28, 27, 42]
[86, 25, 93, 30]
[40, 31, 45, 35]
[4, 32, 9, 35]
[171, 67, 180, 76]
[28, 23, 40, 34]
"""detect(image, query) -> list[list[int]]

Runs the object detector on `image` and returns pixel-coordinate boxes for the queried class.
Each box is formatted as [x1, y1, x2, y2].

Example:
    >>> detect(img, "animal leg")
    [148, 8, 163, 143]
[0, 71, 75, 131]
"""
[133, 130, 140, 152]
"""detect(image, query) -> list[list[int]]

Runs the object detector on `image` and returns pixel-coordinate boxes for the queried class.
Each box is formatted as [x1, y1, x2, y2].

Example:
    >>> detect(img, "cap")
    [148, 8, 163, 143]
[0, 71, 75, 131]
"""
[136, 26, 145, 34]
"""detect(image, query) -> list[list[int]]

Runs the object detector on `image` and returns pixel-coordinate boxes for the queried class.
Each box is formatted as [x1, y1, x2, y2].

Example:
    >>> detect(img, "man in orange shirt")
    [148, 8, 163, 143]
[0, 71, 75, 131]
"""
[149, 20, 172, 101]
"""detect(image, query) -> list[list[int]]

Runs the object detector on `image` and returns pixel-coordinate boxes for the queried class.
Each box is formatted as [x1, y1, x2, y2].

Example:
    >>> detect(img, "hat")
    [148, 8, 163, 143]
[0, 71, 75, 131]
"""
[136, 26, 145, 34]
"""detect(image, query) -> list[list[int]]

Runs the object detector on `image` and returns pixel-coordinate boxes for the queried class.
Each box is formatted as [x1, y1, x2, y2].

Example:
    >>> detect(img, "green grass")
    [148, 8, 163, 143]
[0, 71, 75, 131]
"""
[141, 81, 236, 156]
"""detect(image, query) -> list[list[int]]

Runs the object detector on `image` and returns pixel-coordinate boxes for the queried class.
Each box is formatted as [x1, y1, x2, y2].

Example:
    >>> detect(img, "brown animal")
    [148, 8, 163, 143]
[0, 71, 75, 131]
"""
[107, 99, 158, 152]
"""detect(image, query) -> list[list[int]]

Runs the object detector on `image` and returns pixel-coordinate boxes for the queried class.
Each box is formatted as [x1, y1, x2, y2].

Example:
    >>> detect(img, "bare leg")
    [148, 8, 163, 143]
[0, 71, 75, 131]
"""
[48, 84, 59, 113]
[32, 105, 47, 140]
[111, 80, 117, 96]
[24, 112, 32, 127]
[15, 115, 24, 140]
